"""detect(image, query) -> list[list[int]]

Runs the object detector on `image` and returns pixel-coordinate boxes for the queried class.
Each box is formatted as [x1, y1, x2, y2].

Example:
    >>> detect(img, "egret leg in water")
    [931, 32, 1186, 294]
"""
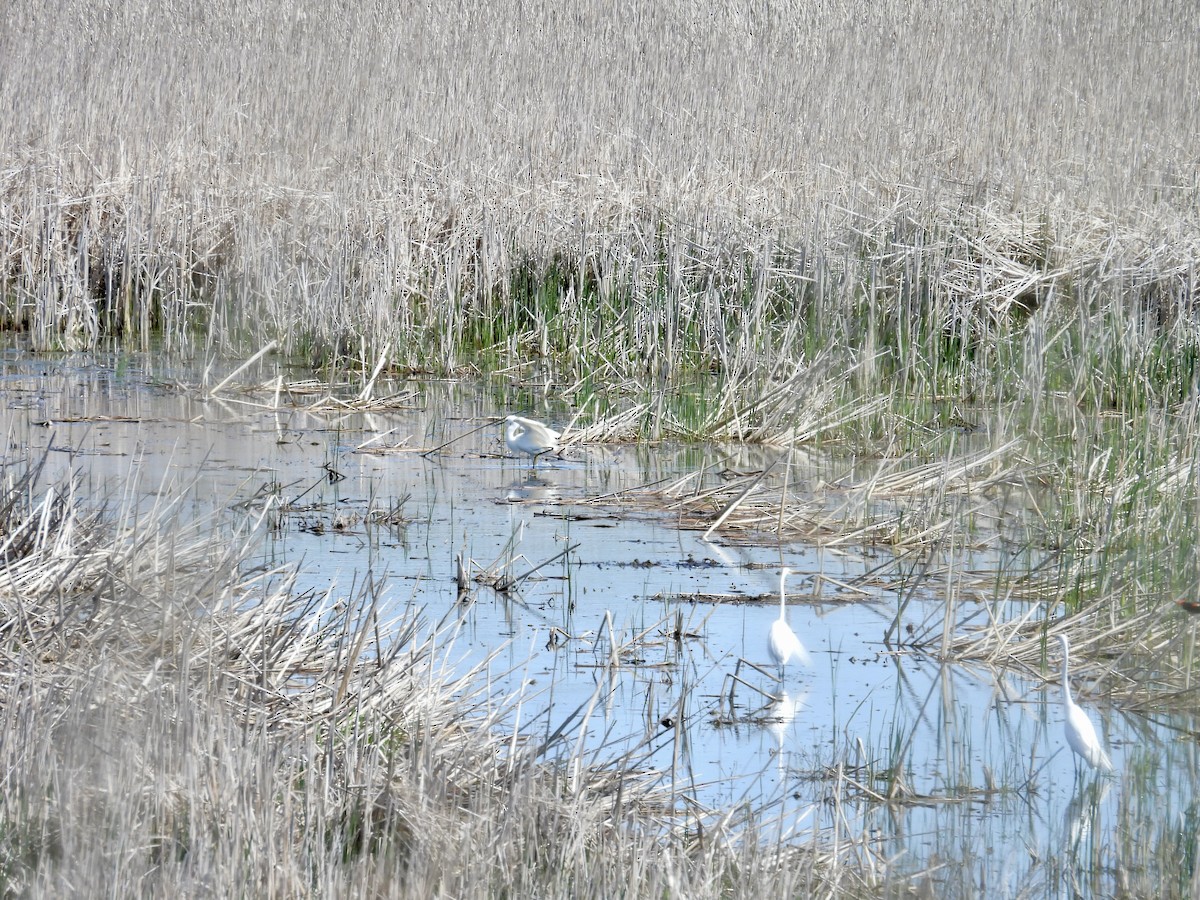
[1057, 634, 1114, 773]
[503, 415, 560, 467]
[767, 567, 811, 678]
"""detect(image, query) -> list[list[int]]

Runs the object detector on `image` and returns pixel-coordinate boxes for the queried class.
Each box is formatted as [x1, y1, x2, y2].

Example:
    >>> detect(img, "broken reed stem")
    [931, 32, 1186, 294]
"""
[421, 418, 497, 458]
[503, 542, 580, 591]
[703, 455, 782, 542]
[356, 347, 390, 403]
[207, 340, 279, 397]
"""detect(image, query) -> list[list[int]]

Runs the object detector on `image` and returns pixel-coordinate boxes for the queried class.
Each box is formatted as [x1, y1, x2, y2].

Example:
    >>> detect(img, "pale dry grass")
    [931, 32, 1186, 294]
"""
[642, 414, 1200, 717]
[0, 0, 1196, 387]
[658, 437, 1033, 546]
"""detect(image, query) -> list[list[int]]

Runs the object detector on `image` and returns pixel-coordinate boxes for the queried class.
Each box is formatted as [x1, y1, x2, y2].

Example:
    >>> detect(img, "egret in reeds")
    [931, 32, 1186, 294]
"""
[503, 415, 560, 467]
[768, 567, 811, 674]
[1057, 634, 1113, 773]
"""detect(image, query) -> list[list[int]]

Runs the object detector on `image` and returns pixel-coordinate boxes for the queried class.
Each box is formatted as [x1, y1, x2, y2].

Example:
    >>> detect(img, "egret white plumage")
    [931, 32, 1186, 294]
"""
[1057, 634, 1113, 773]
[503, 415, 560, 466]
[767, 567, 811, 671]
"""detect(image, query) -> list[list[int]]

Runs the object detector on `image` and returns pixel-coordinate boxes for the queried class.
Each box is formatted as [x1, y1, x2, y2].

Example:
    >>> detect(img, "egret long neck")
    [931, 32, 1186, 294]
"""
[779, 571, 787, 618]
[1060, 642, 1072, 705]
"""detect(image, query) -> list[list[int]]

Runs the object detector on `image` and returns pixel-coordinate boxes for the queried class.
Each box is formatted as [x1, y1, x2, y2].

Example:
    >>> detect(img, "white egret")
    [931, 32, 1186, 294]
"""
[503, 415, 560, 467]
[1057, 634, 1113, 773]
[768, 567, 812, 672]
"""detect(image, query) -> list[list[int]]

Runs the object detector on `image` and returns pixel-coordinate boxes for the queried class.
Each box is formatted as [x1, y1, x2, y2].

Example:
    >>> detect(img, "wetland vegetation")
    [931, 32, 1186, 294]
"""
[2, 0, 1200, 895]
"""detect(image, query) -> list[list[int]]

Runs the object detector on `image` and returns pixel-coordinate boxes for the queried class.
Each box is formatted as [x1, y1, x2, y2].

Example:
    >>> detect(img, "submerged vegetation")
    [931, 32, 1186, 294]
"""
[2, 0, 1200, 893]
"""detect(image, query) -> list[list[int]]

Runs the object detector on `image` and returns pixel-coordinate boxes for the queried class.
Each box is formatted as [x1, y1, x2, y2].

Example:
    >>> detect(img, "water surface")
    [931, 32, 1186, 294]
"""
[1, 343, 1193, 894]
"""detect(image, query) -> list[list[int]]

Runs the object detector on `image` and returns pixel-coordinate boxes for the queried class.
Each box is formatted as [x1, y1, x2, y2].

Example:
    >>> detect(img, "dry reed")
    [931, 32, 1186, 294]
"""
[0, 0, 1195, 391]
[4, 1, 1200, 889]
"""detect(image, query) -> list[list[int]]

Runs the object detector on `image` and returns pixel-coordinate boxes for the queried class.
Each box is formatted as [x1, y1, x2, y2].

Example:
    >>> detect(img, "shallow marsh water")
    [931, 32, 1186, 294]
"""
[2, 344, 1197, 894]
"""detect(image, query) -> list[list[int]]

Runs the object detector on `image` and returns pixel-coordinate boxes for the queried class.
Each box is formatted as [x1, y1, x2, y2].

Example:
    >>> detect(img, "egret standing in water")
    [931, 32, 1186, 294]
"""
[503, 415, 560, 467]
[768, 567, 812, 674]
[1057, 634, 1114, 773]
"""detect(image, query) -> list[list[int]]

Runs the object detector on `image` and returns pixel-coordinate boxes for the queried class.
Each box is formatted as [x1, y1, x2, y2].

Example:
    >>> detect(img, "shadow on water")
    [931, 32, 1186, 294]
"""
[1, 344, 1197, 894]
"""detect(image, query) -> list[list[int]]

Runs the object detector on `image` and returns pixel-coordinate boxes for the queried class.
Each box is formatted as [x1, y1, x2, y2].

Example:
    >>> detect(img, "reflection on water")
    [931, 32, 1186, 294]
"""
[1064, 777, 1110, 894]
[505, 472, 560, 504]
[0, 344, 1196, 895]
[766, 689, 807, 782]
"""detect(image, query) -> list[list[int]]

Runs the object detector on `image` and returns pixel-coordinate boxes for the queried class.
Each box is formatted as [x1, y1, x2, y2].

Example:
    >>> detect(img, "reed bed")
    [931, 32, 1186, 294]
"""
[646, 404, 1200, 714]
[0, 0, 1196, 390]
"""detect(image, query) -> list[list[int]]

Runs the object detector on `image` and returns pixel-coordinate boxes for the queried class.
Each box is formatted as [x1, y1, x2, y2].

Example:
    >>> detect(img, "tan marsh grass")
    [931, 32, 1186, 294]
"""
[0, 0, 1196, 386]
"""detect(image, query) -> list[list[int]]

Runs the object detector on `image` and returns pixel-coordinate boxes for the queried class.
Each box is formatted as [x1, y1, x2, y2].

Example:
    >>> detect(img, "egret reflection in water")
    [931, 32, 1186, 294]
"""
[506, 472, 560, 503]
[765, 689, 807, 777]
